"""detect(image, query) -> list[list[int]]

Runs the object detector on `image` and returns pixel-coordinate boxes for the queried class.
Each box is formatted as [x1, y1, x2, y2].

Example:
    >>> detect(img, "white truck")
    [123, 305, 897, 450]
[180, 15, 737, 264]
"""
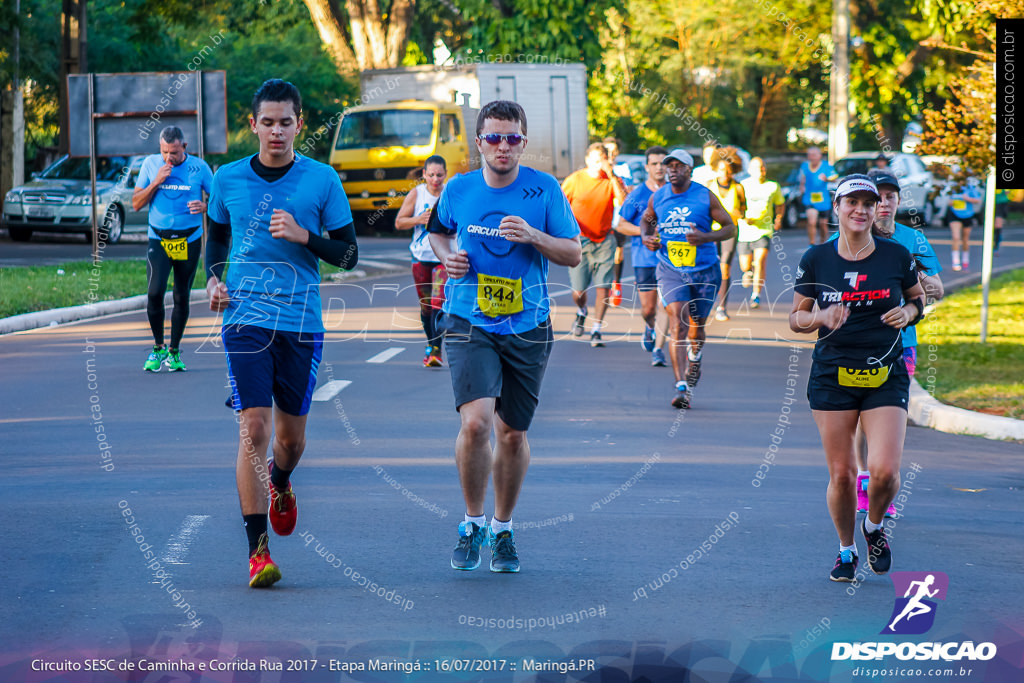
[359, 63, 588, 179]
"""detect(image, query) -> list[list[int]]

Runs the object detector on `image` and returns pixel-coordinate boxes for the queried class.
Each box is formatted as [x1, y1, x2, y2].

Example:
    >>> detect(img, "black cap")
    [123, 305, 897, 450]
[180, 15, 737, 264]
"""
[867, 168, 900, 191]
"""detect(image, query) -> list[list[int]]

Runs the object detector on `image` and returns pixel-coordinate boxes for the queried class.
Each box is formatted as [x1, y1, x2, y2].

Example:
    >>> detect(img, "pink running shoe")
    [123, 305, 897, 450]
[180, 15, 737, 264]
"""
[856, 474, 869, 513]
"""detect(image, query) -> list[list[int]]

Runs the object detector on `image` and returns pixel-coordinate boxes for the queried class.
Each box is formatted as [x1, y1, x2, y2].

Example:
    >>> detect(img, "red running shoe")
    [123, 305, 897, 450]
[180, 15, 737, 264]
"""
[268, 462, 297, 536]
[610, 282, 622, 307]
[248, 534, 281, 588]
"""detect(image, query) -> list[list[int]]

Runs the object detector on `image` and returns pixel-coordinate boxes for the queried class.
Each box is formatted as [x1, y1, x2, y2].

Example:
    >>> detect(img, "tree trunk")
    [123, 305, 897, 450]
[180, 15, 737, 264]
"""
[302, 0, 359, 73]
[386, 0, 416, 66]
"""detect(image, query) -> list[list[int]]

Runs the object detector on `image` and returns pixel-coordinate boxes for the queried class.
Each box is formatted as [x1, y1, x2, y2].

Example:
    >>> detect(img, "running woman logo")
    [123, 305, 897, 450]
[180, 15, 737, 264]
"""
[882, 571, 949, 635]
[845, 272, 868, 289]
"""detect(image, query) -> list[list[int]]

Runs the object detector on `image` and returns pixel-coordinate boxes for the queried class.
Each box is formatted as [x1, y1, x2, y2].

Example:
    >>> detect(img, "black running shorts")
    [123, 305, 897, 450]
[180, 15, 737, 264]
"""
[440, 314, 553, 431]
[807, 360, 909, 412]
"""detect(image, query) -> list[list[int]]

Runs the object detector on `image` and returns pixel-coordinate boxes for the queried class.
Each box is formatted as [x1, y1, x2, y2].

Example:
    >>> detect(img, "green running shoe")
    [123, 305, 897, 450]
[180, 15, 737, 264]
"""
[144, 346, 168, 372]
[166, 348, 187, 372]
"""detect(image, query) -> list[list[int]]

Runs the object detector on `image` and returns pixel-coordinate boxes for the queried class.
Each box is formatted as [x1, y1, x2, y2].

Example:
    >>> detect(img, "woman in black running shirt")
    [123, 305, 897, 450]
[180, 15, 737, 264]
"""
[789, 174, 925, 584]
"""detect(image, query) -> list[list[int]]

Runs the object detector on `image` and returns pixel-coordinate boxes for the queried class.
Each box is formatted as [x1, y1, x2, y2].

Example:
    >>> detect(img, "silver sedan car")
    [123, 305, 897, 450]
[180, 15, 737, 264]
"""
[2, 155, 149, 243]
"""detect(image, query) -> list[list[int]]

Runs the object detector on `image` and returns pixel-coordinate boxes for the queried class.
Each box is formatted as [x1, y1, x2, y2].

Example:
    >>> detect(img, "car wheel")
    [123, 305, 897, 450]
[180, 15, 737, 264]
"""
[99, 205, 124, 244]
[8, 227, 33, 242]
[785, 201, 799, 229]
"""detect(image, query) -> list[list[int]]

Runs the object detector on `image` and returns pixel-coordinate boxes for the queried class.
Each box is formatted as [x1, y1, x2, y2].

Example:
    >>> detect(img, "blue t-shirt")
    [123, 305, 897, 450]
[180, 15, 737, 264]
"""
[800, 160, 834, 209]
[620, 183, 658, 268]
[136, 153, 214, 241]
[207, 154, 353, 334]
[651, 181, 717, 272]
[827, 222, 940, 347]
[950, 185, 982, 219]
[430, 167, 579, 335]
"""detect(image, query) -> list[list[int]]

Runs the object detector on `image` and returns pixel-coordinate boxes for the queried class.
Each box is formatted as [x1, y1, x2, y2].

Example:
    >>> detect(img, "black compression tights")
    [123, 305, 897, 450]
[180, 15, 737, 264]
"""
[146, 238, 201, 349]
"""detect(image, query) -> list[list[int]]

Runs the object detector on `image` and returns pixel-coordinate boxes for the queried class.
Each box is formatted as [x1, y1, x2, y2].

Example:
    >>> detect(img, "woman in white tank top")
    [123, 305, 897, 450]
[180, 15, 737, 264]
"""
[395, 156, 449, 367]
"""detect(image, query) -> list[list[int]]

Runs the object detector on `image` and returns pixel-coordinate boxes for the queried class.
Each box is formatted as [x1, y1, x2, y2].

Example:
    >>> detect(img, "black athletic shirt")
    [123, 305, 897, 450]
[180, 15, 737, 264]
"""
[795, 237, 917, 368]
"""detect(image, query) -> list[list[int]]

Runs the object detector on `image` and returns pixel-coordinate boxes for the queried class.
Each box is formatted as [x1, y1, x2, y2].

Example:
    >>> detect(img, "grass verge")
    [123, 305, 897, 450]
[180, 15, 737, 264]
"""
[0, 259, 357, 319]
[916, 268, 1024, 419]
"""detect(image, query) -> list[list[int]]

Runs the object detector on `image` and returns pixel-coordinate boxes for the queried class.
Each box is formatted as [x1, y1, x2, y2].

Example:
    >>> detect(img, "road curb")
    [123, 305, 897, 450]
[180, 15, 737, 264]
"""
[908, 378, 1024, 441]
[0, 264, 402, 336]
[0, 290, 210, 335]
[906, 260, 1024, 441]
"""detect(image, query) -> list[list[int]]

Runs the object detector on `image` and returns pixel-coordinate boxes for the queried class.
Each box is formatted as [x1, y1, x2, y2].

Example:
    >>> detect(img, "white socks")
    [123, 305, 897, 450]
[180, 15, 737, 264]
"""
[864, 518, 884, 533]
[465, 514, 486, 529]
[490, 517, 512, 534]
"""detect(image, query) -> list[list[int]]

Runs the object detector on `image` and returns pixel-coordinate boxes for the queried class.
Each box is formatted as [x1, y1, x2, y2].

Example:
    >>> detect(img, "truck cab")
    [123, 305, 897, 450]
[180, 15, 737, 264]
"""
[329, 100, 474, 223]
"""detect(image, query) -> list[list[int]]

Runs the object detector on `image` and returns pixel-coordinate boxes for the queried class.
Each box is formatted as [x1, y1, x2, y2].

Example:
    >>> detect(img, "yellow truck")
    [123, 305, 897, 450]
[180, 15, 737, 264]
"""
[329, 99, 475, 226]
[329, 63, 587, 230]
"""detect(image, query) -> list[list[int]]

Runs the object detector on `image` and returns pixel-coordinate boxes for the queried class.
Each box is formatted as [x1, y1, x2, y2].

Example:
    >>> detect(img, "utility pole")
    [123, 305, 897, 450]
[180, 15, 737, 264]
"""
[829, 0, 850, 162]
[59, 0, 88, 156]
[1, 0, 26, 197]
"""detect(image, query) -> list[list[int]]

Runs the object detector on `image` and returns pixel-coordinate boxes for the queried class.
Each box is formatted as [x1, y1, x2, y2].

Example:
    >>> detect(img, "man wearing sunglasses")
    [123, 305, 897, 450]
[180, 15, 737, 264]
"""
[427, 100, 582, 574]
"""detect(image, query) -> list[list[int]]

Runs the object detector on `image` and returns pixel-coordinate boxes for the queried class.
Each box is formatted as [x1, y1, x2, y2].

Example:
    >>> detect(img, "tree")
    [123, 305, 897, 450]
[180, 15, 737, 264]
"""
[917, 0, 1023, 176]
[302, 0, 416, 72]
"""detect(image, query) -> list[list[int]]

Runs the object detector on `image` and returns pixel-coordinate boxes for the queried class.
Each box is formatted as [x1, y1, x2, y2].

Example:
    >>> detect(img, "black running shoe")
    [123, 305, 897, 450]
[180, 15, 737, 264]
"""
[671, 388, 690, 409]
[590, 330, 604, 347]
[489, 529, 520, 573]
[862, 521, 892, 575]
[685, 358, 702, 387]
[573, 313, 586, 337]
[451, 522, 487, 571]
[830, 549, 858, 582]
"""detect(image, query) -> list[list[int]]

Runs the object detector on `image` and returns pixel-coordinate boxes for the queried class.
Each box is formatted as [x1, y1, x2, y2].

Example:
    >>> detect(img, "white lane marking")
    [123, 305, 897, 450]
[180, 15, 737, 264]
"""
[312, 380, 352, 402]
[161, 515, 210, 565]
[366, 347, 405, 364]
[357, 258, 405, 269]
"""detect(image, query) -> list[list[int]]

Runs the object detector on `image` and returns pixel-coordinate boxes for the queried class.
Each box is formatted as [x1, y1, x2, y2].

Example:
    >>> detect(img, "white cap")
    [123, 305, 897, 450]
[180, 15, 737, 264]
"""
[834, 174, 879, 200]
[664, 148, 694, 167]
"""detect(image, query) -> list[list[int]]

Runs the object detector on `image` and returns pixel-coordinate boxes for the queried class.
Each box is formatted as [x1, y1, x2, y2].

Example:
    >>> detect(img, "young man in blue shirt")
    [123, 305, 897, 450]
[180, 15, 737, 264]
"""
[133, 126, 214, 372]
[205, 79, 358, 587]
[616, 146, 670, 364]
[427, 100, 581, 573]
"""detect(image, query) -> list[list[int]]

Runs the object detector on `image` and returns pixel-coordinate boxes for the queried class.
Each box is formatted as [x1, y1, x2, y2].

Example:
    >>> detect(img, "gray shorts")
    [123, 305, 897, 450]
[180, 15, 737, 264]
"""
[440, 314, 553, 432]
[569, 236, 616, 292]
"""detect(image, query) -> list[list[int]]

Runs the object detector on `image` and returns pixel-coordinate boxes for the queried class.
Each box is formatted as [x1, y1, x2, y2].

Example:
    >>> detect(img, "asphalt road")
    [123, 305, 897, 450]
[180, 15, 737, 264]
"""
[2, 230, 1022, 682]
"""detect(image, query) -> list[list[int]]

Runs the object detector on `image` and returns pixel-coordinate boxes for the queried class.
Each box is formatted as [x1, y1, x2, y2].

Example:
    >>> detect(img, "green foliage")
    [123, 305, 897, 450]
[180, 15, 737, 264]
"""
[452, 0, 611, 64]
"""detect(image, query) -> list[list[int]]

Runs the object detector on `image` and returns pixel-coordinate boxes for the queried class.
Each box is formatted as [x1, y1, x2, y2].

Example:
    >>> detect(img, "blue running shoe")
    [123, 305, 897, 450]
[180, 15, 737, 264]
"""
[451, 521, 487, 571]
[830, 549, 858, 582]
[489, 528, 520, 573]
[641, 326, 656, 352]
[651, 348, 667, 367]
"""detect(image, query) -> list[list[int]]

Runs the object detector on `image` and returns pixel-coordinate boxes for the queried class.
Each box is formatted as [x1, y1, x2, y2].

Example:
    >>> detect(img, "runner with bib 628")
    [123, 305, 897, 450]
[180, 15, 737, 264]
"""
[789, 174, 926, 584]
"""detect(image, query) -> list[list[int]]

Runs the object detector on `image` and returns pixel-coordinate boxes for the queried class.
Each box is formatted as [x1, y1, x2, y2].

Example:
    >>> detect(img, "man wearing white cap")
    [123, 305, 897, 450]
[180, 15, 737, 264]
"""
[641, 148, 737, 409]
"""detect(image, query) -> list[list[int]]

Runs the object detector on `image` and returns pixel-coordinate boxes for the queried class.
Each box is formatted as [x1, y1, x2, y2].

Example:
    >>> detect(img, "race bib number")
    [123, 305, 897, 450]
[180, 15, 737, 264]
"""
[952, 199, 967, 211]
[810, 192, 825, 204]
[838, 366, 889, 388]
[477, 273, 523, 317]
[667, 240, 697, 268]
[161, 237, 188, 261]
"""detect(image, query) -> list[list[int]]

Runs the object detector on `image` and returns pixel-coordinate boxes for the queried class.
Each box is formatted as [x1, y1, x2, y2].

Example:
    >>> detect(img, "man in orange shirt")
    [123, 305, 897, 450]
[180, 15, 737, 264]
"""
[562, 143, 627, 346]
